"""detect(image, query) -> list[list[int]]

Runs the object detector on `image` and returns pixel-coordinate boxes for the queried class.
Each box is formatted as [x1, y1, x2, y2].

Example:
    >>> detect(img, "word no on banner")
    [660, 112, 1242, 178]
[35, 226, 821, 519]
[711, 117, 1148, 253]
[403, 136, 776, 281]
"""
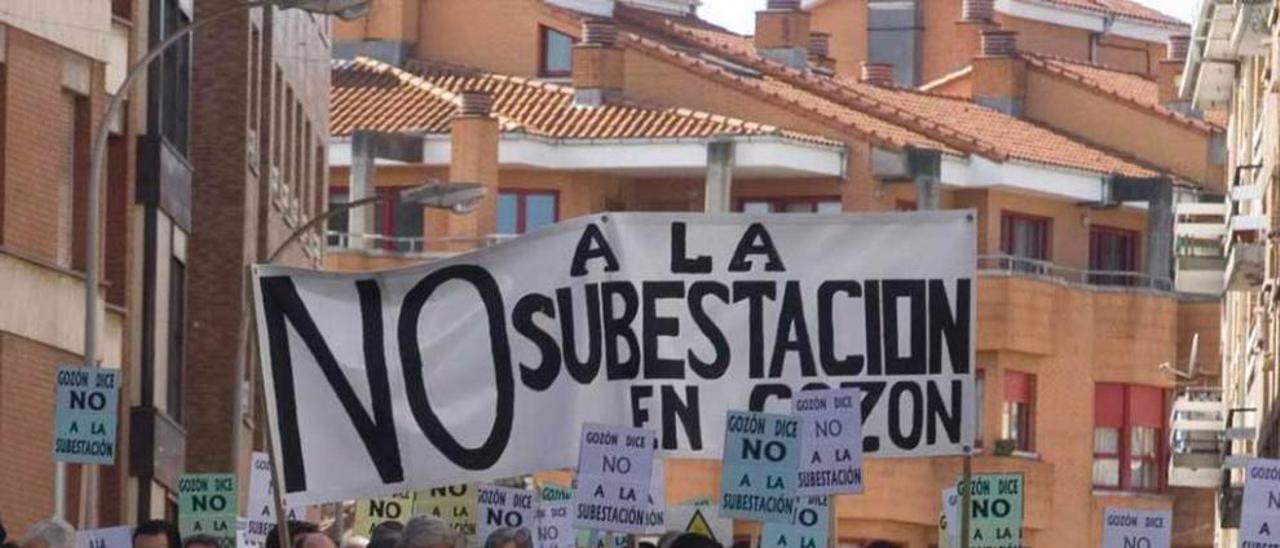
[761, 497, 829, 548]
[414, 484, 479, 537]
[180, 474, 238, 548]
[1243, 458, 1280, 547]
[54, 365, 120, 465]
[957, 473, 1023, 548]
[573, 424, 656, 533]
[793, 387, 863, 496]
[720, 410, 799, 523]
[353, 492, 415, 536]
[254, 212, 976, 506]
[1102, 508, 1170, 548]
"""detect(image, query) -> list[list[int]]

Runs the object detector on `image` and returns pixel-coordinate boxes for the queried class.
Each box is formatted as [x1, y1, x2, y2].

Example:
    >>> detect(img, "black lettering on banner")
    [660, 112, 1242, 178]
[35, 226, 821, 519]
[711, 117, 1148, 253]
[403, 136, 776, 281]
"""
[929, 280, 971, 374]
[670, 222, 712, 274]
[513, 293, 560, 391]
[687, 282, 731, 379]
[927, 380, 962, 445]
[602, 282, 640, 380]
[662, 385, 702, 450]
[748, 384, 790, 412]
[818, 280, 863, 376]
[643, 282, 685, 379]
[887, 382, 923, 450]
[631, 385, 653, 430]
[259, 277, 404, 493]
[557, 286, 602, 383]
[882, 280, 926, 376]
[733, 281, 777, 379]
[863, 281, 883, 375]
[399, 265, 513, 470]
[728, 223, 786, 272]
[570, 224, 619, 277]
[770, 281, 816, 378]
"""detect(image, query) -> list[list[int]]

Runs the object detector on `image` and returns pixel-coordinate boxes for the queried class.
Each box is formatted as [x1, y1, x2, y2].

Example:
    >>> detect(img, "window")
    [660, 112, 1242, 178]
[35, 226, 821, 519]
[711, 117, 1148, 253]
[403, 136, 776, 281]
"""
[867, 0, 921, 86]
[326, 188, 423, 251]
[167, 256, 186, 424]
[738, 197, 842, 213]
[1001, 212, 1051, 261]
[1090, 226, 1139, 286]
[539, 26, 574, 78]
[327, 190, 350, 246]
[1001, 371, 1035, 452]
[1094, 384, 1166, 491]
[497, 190, 559, 235]
[155, 0, 191, 156]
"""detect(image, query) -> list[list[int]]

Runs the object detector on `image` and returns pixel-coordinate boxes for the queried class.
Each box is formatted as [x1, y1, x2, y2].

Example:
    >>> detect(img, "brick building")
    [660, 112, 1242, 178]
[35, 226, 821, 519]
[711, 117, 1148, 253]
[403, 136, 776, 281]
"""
[328, 0, 1227, 546]
[1180, 0, 1280, 543]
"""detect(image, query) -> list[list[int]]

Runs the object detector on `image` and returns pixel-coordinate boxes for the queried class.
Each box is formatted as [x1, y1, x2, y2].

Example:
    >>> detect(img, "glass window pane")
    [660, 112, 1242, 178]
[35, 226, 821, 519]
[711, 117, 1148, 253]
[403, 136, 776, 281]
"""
[1130, 427, 1157, 458]
[1094, 428, 1119, 454]
[497, 194, 519, 235]
[743, 201, 773, 214]
[816, 201, 842, 213]
[392, 198, 423, 252]
[1130, 460, 1157, 490]
[327, 192, 349, 246]
[525, 194, 557, 232]
[544, 29, 573, 75]
[1093, 458, 1120, 487]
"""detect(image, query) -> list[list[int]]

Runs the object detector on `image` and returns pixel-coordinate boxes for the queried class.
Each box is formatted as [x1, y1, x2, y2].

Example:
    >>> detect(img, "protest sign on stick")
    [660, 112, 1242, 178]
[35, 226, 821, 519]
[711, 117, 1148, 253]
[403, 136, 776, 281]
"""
[572, 424, 656, 534]
[720, 411, 799, 523]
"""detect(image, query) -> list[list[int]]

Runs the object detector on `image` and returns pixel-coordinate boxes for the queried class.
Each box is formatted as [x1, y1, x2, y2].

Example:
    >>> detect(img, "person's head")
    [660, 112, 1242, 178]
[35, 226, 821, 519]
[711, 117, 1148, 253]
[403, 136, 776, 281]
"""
[666, 534, 721, 548]
[182, 535, 219, 548]
[367, 522, 404, 548]
[481, 528, 520, 548]
[397, 517, 456, 548]
[340, 535, 369, 548]
[266, 521, 324, 548]
[20, 519, 75, 548]
[133, 520, 180, 548]
[509, 529, 531, 548]
[656, 532, 682, 548]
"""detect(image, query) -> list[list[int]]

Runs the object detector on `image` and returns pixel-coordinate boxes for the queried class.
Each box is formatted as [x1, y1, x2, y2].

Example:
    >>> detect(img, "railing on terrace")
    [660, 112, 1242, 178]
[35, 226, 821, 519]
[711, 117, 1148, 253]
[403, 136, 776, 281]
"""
[326, 231, 516, 256]
[977, 254, 1174, 292]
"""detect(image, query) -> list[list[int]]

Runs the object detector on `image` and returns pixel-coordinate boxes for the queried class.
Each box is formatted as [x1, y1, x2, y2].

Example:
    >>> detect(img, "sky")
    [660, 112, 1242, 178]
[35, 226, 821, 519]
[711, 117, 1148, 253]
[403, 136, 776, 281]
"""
[696, 0, 1201, 35]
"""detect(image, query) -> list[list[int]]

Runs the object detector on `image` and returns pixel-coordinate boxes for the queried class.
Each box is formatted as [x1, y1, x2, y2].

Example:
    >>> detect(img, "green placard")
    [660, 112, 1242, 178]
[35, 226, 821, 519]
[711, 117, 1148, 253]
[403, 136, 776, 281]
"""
[179, 474, 238, 548]
[956, 473, 1023, 548]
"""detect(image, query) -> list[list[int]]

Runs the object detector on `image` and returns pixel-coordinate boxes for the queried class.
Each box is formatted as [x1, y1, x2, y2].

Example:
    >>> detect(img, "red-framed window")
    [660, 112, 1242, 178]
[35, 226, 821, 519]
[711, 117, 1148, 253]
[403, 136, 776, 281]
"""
[539, 26, 575, 78]
[327, 187, 423, 251]
[497, 189, 559, 235]
[1094, 384, 1166, 492]
[1000, 212, 1052, 261]
[1090, 225, 1140, 285]
[1001, 371, 1035, 452]
[737, 196, 842, 213]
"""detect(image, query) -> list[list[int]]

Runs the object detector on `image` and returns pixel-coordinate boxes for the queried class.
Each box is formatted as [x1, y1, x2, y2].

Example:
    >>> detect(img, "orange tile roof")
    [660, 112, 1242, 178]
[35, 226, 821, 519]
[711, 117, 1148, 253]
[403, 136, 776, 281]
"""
[331, 57, 841, 147]
[1037, 0, 1188, 27]
[1020, 53, 1220, 132]
[616, 10, 1157, 176]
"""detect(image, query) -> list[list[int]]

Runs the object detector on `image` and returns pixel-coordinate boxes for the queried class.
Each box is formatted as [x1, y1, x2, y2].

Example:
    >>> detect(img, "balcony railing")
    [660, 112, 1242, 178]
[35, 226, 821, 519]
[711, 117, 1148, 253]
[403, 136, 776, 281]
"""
[326, 231, 513, 257]
[1168, 387, 1224, 488]
[977, 254, 1174, 292]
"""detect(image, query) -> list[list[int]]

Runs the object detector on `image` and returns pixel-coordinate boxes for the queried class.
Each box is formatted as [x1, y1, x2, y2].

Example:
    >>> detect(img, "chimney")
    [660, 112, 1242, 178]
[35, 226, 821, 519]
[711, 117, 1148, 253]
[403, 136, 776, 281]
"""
[447, 90, 500, 243]
[1158, 34, 1192, 112]
[962, 0, 995, 23]
[955, 0, 997, 72]
[808, 32, 835, 72]
[860, 62, 895, 86]
[755, 0, 810, 70]
[972, 30, 1025, 116]
[573, 18, 625, 106]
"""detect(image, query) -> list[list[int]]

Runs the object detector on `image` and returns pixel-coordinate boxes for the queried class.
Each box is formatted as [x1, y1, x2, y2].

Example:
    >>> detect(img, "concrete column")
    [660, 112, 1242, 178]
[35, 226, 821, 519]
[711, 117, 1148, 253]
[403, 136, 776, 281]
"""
[704, 140, 735, 213]
[348, 132, 378, 250]
[1144, 182, 1174, 283]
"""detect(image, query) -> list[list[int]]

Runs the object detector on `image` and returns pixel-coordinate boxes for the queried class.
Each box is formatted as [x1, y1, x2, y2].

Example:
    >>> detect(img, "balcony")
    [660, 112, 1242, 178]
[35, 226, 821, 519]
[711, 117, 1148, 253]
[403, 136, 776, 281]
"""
[1175, 200, 1228, 294]
[1225, 241, 1265, 290]
[1168, 387, 1224, 488]
[976, 254, 1173, 292]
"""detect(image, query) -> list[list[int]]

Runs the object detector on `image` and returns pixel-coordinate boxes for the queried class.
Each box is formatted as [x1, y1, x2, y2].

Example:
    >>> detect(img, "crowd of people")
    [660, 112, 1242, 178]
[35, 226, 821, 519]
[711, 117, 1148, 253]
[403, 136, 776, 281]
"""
[0, 515, 728, 548]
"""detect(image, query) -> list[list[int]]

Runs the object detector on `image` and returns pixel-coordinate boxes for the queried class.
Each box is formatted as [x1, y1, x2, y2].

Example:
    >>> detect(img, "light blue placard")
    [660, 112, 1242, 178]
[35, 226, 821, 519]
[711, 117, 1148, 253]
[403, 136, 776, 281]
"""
[53, 366, 120, 465]
[720, 410, 800, 523]
[761, 496, 829, 548]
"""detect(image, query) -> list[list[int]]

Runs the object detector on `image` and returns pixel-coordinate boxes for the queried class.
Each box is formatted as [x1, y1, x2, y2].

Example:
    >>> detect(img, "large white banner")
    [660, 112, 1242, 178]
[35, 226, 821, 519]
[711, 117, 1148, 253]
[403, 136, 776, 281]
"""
[254, 212, 976, 506]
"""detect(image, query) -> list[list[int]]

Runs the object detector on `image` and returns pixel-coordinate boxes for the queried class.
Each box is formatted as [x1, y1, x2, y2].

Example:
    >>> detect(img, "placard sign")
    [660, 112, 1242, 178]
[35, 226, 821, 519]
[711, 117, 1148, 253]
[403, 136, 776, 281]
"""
[793, 388, 863, 495]
[666, 498, 732, 546]
[644, 458, 667, 535]
[414, 484, 479, 538]
[957, 473, 1023, 548]
[76, 526, 131, 548]
[253, 212, 977, 506]
[179, 474, 238, 548]
[54, 366, 120, 464]
[1101, 508, 1170, 548]
[536, 498, 574, 548]
[353, 492, 414, 536]
[241, 452, 306, 548]
[761, 497, 829, 548]
[939, 487, 958, 548]
[478, 485, 536, 542]
[572, 424, 656, 533]
[720, 411, 799, 523]
[1242, 459, 1280, 546]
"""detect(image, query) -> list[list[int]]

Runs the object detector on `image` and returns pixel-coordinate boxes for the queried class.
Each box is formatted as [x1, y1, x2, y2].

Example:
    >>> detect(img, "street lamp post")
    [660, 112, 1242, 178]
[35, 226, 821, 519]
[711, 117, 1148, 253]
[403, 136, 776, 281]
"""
[68, 0, 371, 527]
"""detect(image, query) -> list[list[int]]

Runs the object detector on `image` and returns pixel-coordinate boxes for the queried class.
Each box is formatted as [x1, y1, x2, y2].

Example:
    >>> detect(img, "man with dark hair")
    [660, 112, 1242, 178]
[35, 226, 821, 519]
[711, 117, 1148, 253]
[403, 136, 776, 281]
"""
[265, 521, 333, 548]
[366, 522, 403, 548]
[133, 521, 180, 548]
[181, 536, 219, 548]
